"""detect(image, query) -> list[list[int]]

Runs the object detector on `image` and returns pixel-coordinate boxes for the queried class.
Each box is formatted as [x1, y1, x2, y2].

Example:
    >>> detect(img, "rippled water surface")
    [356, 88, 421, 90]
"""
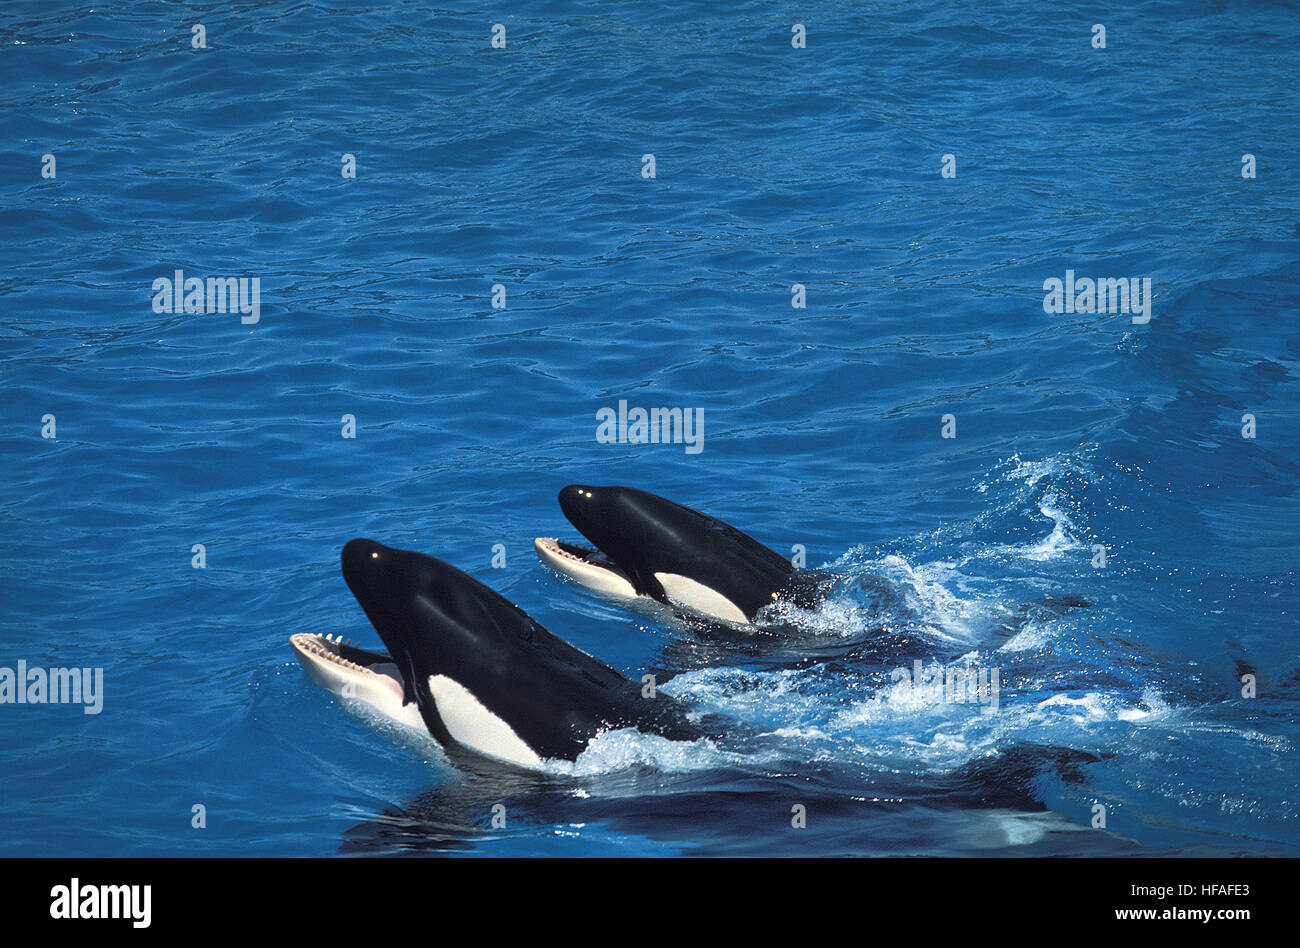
[1, 0, 1298, 856]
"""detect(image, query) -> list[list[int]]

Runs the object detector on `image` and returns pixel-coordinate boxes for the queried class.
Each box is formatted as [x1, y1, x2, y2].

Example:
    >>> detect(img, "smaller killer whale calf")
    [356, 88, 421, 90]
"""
[535, 484, 832, 627]
[291, 539, 705, 769]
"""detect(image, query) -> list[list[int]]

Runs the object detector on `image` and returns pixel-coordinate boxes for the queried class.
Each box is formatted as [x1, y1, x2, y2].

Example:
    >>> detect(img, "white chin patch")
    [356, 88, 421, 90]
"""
[653, 572, 749, 624]
[534, 537, 638, 600]
[426, 674, 543, 769]
[290, 634, 425, 732]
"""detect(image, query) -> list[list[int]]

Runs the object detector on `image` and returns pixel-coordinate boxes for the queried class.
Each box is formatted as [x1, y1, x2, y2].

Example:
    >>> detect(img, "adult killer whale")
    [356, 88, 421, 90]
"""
[290, 539, 704, 769]
[535, 484, 831, 626]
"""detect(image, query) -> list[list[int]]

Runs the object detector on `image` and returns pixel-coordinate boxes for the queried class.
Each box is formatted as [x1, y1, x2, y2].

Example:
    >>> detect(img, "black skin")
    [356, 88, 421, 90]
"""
[557, 484, 826, 622]
[340, 539, 704, 764]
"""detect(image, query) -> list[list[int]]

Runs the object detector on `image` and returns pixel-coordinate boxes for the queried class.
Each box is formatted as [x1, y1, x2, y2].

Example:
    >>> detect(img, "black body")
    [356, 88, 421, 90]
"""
[341, 538, 701, 763]
[557, 484, 819, 621]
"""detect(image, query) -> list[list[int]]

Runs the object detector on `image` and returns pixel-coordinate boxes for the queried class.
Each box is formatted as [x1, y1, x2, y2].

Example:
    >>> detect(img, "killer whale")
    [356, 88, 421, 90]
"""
[291, 538, 704, 768]
[535, 484, 831, 626]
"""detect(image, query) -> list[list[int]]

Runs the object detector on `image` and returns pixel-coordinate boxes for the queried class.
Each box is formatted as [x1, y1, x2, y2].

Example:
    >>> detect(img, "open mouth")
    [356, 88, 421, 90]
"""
[537, 538, 620, 570]
[289, 633, 407, 703]
[534, 537, 637, 598]
[290, 633, 387, 673]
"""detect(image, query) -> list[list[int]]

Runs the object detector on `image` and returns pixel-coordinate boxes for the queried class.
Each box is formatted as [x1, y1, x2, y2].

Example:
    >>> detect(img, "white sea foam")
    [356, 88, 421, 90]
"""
[543, 651, 1181, 783]
[546, 728, 745, 777]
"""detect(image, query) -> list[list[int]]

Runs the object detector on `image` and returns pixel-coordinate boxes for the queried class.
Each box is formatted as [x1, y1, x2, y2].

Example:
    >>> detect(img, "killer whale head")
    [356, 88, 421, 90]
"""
[535, 485, 800, 625]
[293, 538, 699, 769]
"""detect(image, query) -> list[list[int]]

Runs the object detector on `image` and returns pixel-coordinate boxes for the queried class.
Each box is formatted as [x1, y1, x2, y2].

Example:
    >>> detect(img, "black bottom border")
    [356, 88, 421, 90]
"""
[9, 856, 1287, 932]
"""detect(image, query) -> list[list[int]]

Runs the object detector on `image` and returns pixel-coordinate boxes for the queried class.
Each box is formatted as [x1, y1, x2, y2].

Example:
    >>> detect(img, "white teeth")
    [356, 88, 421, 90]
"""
[539, 538, 593, 563]
[293, 633, 371, 674]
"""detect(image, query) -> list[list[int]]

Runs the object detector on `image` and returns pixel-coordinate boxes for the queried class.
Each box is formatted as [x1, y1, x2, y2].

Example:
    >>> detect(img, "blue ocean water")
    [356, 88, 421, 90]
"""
[1, 0, 1297, 856]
